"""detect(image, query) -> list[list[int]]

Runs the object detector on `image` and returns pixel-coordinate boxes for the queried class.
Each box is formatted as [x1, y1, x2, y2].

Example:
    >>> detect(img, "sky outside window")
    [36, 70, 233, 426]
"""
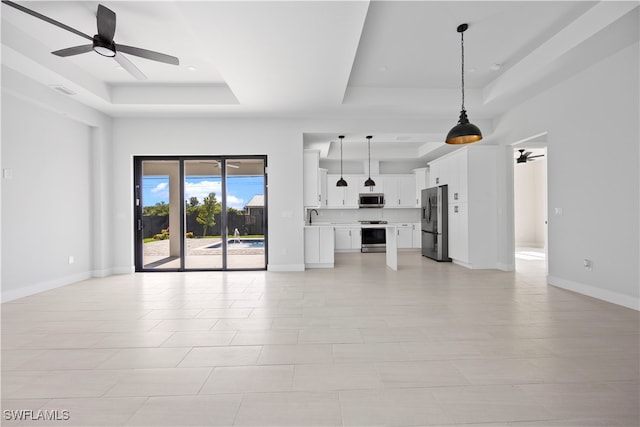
[143, 175, 264, 210]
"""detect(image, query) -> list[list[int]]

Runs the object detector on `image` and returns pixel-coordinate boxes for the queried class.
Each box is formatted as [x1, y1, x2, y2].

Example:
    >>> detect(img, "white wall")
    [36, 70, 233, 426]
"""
[1, 67, 113, 301]
[514, 157, 546, 248]
[493, 42, 639, 310]
[1, 94, 88, 299]
[111, 118, 307, 272]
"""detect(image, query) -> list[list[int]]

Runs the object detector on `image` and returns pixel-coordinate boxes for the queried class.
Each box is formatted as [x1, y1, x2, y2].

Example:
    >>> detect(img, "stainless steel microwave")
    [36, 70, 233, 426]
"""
[359, 193, 385, 208]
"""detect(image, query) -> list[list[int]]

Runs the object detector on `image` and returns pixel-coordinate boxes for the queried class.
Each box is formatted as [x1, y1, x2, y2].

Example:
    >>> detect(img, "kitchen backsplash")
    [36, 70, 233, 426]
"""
[309, 208, 420, 224]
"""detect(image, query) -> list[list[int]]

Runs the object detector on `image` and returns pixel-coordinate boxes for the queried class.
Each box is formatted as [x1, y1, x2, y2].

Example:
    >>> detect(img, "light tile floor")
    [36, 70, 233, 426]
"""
[1, 251, 638, 426]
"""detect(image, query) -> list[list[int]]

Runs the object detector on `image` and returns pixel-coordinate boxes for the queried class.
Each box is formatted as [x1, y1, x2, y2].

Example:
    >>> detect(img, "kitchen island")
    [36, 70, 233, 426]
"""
[304, 223, 398, 270]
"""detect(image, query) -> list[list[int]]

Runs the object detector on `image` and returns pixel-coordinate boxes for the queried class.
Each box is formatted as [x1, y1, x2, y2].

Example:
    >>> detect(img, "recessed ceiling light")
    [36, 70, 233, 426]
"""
[48, 85, 76, 95]
[187, 66, 197, 72]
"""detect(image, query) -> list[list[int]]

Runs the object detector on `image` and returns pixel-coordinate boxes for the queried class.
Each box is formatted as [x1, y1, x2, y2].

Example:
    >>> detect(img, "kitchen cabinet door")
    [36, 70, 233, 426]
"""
[382, 176, 400, 207]
[303, 150, 321, 207]
[319, 168, 328, 207]
[335, 227, 360, 251]
[412, 223, 422, 248]
[448, 203, 469, 264]
[326, 174, 360, 208]
[396, 225, 413, 249]
[414, 168, 428, 207]
[428, 162, 440, 187]
[304, 227, 320, 264]
[397, 175, 416, 207]
[343, 175, 361, 208]
[358, 175, 384, 194]
[326, 175, 345, 208]
[318, 227, 335, 263]
[304, 227, 334, 267]
[383, 175, 416, 208]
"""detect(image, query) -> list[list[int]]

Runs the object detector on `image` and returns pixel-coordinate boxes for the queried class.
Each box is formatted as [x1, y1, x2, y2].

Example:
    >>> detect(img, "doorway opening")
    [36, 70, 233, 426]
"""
[134, 156, 267, 271]
[512, 138, 548, 274]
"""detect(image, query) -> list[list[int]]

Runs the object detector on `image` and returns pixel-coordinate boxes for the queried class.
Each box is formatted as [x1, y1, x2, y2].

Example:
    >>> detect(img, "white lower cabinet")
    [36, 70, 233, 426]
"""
[396, 224, 413, 249]
[304, 227, 334, 268]
[448, 203, 469, 264]
[413, 223, 421, 248]
[334, 227, 361, 251]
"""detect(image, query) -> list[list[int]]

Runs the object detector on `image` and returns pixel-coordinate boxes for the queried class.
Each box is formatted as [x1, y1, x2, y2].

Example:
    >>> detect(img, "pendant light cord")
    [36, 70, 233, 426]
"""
[368, 137, 371, 178]
[460, 30, 465, 111]
[340, 137, 344, 177]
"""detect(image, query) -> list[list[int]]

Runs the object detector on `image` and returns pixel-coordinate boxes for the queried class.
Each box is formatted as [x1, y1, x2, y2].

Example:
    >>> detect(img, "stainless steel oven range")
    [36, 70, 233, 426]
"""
[359, 220, 387, 253]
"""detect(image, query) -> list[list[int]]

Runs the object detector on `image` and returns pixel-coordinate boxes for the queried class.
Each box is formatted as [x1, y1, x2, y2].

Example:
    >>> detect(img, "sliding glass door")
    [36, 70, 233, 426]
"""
[134, 156, 267, 271]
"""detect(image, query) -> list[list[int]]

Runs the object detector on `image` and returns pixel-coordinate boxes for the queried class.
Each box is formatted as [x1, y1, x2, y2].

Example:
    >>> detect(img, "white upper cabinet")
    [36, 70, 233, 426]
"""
[358, 175, 384, 194]
[383, 175, 416, 208]
[319, 168, 328, 207]
[303, 150, 321, 207]
[413, 167, 428, 206]
[326, 174, 360, 208]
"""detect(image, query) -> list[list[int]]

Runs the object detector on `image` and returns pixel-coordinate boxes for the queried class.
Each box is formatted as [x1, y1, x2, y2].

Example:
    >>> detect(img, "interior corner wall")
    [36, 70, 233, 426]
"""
[1, 92, 93, 301]
[493, 41, 640, 310]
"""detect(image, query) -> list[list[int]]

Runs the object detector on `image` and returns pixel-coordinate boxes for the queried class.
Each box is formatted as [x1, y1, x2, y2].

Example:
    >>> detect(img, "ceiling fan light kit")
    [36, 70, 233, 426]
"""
[92, 36, 116, 57]
[1, 0, 179, 80]
[446, 23, 483, 145]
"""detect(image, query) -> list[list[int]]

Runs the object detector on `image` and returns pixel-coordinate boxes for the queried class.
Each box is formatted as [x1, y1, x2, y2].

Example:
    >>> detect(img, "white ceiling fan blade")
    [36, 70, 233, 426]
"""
[114, 53, 147, 80]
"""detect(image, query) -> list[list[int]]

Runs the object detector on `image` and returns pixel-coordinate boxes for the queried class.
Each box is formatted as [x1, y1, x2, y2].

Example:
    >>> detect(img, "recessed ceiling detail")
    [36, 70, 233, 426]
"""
[1, 0, 636, 122]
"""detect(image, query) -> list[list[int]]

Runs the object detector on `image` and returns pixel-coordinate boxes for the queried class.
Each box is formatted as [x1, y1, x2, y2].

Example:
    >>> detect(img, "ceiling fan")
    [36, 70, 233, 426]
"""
[2, 0, 179, 80]
[516, 149, 544, 164]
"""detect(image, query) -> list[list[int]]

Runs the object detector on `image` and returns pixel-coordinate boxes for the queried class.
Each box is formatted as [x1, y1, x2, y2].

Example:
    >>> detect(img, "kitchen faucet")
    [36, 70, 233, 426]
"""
[308, 209, 319, 224]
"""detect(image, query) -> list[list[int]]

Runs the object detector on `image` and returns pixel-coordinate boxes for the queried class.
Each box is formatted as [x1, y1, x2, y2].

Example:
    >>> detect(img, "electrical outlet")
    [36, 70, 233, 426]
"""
[583, 258, 592, 271]
[68, 255, 74, 265]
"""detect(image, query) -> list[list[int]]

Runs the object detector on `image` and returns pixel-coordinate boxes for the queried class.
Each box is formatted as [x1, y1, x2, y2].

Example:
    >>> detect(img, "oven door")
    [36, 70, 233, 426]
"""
[361, 227, 386, 253]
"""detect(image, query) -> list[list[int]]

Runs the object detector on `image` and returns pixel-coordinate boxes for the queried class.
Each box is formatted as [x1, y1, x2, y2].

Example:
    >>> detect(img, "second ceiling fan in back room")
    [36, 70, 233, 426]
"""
[516, 149, 545, 164]
[1, 0, 179, 80]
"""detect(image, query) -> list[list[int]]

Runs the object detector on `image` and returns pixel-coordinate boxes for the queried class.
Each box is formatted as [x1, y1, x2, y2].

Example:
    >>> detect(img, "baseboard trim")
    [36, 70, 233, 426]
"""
[91, 268, 113, 278]
[547, 275, 639, 311]
[496, 262, 515, 272]
[111, 266, 135, 275]
[1, 271, 92, 303]
[453, 260, 501, 270]
[267, 264, 305, 272]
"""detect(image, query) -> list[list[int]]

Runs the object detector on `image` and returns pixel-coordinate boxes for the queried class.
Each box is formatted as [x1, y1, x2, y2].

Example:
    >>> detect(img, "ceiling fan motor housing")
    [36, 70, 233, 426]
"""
[92, 35, 116, 57]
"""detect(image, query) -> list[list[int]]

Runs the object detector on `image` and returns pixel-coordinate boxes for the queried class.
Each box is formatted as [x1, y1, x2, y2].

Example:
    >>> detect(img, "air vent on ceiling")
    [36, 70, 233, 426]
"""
[49, 85, 76, 96]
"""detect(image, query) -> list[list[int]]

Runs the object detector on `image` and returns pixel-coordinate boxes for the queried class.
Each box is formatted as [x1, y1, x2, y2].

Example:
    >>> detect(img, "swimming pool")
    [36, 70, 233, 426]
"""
[206, 239, 264, 249]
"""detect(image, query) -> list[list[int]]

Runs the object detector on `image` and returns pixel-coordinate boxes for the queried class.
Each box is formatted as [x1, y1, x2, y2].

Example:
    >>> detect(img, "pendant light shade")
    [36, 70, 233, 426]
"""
[364, 135, 375, 187]
[446, 23, 482, 145]
[336, 135, 348, 187]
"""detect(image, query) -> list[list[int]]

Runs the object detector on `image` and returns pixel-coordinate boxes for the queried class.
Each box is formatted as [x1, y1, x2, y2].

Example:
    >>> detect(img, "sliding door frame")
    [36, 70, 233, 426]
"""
[134, 155, 268, 272]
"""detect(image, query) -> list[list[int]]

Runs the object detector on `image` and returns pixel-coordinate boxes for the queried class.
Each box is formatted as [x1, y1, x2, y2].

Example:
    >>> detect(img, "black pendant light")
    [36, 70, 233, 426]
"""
[446, 23, 482, 145]
[364, 135, 375, 187]
[336, 135, 347, 187]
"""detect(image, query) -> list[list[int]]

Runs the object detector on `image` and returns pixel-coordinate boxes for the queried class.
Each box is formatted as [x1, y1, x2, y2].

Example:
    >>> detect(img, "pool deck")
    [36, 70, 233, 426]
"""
[143, 237, 266, 269]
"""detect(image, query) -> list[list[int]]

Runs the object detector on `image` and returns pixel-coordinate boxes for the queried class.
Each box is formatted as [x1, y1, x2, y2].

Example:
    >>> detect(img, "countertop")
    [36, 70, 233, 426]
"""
[305, 222, 415, 228]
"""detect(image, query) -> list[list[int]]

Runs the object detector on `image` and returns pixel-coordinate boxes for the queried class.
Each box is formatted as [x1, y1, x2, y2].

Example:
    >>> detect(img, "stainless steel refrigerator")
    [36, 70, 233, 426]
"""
[421, 185, 451, 262]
